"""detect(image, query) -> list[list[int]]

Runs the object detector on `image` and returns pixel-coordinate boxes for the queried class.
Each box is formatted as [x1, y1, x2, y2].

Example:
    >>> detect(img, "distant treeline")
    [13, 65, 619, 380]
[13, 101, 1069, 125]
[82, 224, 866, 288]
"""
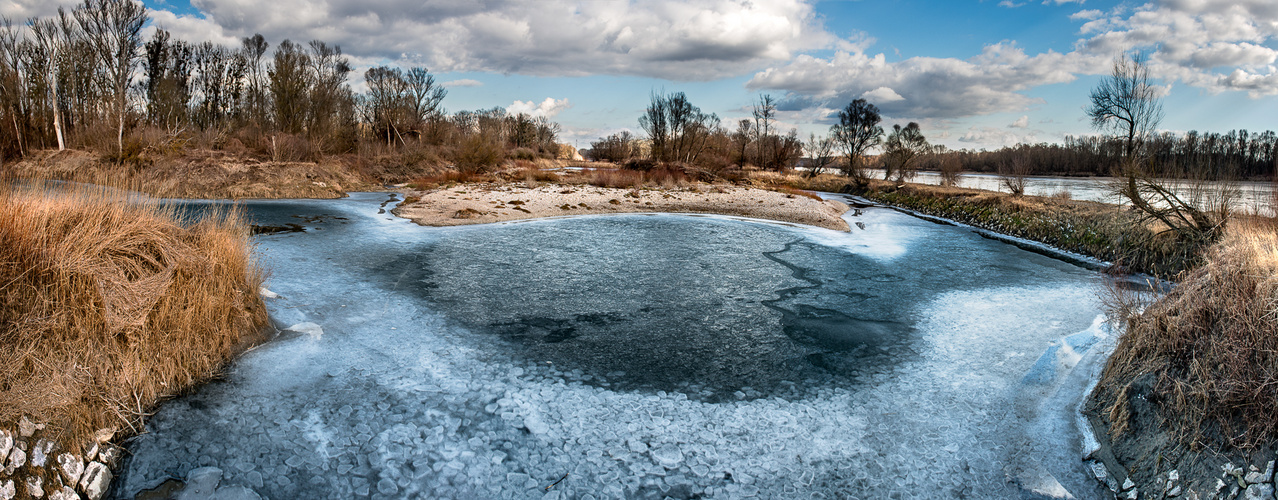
[923, 131, 1278, 180]
[0, 0, 564, 170]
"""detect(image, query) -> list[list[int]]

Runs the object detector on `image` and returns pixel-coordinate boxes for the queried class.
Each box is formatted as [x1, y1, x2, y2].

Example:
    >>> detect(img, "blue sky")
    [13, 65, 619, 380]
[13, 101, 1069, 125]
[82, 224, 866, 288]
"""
[6, 0, 1275, 150]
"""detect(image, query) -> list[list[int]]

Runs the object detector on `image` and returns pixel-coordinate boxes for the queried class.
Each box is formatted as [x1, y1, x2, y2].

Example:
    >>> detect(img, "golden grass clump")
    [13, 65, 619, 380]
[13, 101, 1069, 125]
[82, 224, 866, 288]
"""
[1094, 218, 1278, 448]
[0, 185, 269, 451]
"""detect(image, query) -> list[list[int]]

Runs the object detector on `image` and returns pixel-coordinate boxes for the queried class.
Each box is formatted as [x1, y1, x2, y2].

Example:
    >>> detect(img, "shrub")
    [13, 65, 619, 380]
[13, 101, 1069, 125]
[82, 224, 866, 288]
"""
[455, 135, 505, 174]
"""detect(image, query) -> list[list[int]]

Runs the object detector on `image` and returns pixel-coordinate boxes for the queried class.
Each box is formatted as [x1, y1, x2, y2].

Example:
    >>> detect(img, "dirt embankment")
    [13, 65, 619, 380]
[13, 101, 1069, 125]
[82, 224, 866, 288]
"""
[393, 183, 852, 231]
[5, 149, 372, 199]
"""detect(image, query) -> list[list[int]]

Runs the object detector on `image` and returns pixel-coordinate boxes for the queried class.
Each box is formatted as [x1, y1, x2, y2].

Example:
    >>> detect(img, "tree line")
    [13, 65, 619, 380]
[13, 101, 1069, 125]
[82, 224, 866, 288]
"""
[0, 0, 562, 168]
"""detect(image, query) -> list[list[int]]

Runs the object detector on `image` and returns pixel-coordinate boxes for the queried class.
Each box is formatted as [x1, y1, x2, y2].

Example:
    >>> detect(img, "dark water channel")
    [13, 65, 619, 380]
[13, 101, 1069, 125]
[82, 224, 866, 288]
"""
[115, 193, 1112, 499]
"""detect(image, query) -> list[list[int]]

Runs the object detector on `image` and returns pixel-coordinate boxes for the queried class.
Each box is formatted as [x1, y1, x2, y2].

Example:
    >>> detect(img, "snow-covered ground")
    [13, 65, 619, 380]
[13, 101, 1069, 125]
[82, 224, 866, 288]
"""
[115, 193, 1114, 499]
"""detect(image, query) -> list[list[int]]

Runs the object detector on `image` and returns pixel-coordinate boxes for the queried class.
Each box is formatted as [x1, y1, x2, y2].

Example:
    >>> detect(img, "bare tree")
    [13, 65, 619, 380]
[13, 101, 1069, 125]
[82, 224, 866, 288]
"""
[639, 91, 718, 164]
[268, 39, 310, 134]
[241, 34, 269, 128]
[804, 132, 835, 178]
[753, 93, 776, 169]
[28, 11, 74, 150]
[1088, 53, 1226, 241]
[75, 0, 147, 157]
[831, 98, 883, 181]
[939, 156, 962, 186]
[999, 152, 1029, 196]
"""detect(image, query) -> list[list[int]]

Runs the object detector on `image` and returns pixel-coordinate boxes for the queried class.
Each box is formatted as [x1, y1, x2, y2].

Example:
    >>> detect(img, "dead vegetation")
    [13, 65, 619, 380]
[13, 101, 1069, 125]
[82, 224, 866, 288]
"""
[1092, 218, 1278, 449]
[0, 183, 270, 453]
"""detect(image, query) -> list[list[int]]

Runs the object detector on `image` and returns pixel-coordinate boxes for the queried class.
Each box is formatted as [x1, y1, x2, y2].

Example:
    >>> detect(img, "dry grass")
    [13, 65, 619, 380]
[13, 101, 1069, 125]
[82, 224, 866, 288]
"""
[1094, 217, 1278, 448]
[577, 166, 690, 190]
[0, 183, 269, 453]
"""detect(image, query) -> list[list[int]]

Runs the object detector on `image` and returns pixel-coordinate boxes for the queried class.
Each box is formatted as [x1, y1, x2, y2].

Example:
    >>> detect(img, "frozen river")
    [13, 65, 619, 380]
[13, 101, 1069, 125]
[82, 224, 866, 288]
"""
[114, 193, 1116, 499]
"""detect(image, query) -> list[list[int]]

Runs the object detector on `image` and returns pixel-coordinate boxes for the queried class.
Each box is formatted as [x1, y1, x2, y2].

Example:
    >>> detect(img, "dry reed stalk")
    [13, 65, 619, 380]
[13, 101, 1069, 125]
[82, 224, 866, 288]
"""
[0, 183, 269, 452]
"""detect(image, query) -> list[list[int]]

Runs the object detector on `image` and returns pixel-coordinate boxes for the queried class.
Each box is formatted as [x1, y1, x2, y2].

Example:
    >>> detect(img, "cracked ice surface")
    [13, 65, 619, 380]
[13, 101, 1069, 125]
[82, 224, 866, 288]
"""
[115, 193, 1111, 499]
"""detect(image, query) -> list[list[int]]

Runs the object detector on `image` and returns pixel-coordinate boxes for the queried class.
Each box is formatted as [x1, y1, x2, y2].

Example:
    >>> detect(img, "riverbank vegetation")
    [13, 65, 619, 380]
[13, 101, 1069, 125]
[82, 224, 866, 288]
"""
[0, 184, 269, 454]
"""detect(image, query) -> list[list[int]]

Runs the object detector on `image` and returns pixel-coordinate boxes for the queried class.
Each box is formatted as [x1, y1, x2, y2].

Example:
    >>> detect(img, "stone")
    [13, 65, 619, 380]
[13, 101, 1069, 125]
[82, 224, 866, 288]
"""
[17, 417, 42, 438]
[1122, 489, 1138, 500]
[0, 480, 14, 500]
[1243, 483, 1275, 500]
[175, 466, 220, 500]
[25, 476, 43, 499]
[81, 441, 99, 462]
[1122, 477, 1136, 491]
[48, 486, 78, 500]
[5, 446, 26, 475]
[259, 287, 280, 299]
[0, 431, 11, 463]
[31, 439, 56, 467]
[58, 453, 85, 485]
[92, 428, 116, 444]
[95, 446, 121, 469]
[1169, 484, 1182, 497]
[78, 462, 111, 500]
[1246, 461, 1276, 485]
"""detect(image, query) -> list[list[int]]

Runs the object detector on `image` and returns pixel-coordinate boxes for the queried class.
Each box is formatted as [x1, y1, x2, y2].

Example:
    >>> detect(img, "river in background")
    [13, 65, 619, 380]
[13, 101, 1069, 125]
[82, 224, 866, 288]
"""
[862, 168, 1275, 216]
[113, 193, 1116, 499]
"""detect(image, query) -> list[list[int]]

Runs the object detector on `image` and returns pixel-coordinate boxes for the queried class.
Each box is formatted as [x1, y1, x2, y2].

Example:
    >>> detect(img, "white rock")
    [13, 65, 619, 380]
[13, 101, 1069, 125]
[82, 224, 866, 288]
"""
[31, 439, 55, 467]
[1122, 477, 1135, 491]
[48, 486, 78, 500]
[259, 287, 280, 299]
[523, 414, 550, 435]
[78, 462, 111, 500]
[285, 322, 324, 338]
[1244, 483, 1275, 500]
[17, 417, 42, 438]
[1168, 484, 1181, 497]
[96, 445, 121, 469]
[0, 431, 10, 463]
[58, 453, 85, 485]
[1122, 488, 1138, 500]
[24, 475, 43, 498]
[1246, 461, 1275, 484]
[5, 446, 26, 474]
[92, 428, 116, 444]
[82, 441, 99, 462]
[0, 480, 14, 500]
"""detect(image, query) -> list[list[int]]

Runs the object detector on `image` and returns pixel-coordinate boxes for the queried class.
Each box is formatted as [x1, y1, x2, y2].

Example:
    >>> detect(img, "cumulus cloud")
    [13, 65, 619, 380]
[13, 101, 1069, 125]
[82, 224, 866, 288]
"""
[958, 126, 1040, 148]
[156, 0, 832, 81]
[1010, 115, 1029, 128]
[442, 79, 484, 88]
[861, 87, 905, 102]
[999, 1, 1026, 8]
[1076, 0, 1278, 96]
[750, 42, 1098, 119]
[1070, 9, 1103, 20]
[508, 97, 572, 118]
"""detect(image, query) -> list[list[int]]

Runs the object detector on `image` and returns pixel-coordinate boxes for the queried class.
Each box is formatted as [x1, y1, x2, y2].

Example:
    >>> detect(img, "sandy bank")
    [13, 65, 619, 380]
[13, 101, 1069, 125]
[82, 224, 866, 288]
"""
[393, 183, 851, 231]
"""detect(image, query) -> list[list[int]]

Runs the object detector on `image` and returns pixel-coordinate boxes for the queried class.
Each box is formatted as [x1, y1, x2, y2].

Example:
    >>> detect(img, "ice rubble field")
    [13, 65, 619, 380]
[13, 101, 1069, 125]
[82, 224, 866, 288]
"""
[116, 193, 1113, 499]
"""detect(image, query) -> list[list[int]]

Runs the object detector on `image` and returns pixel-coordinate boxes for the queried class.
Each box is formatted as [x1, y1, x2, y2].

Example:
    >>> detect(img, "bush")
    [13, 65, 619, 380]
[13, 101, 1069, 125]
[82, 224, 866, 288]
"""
[455, 135, 505, 174]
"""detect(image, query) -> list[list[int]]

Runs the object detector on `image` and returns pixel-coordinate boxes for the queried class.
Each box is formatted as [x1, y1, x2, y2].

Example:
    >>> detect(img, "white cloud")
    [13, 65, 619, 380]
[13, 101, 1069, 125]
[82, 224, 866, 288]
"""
[1076, 0, 1278, 96]
[1010, 115, 1029, 128]
[750, 42, 1099, 119]
[442, 79, 483, 88]
[162, 0, 833, 81]
[958, 126, 1039, 148]
[861, 87, 905, 102]
[508, 97, 572, 118]
[999, 1, 1026, 8]
[1070, 9, 1103, 20]
[1044, 0, 1085, 4]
